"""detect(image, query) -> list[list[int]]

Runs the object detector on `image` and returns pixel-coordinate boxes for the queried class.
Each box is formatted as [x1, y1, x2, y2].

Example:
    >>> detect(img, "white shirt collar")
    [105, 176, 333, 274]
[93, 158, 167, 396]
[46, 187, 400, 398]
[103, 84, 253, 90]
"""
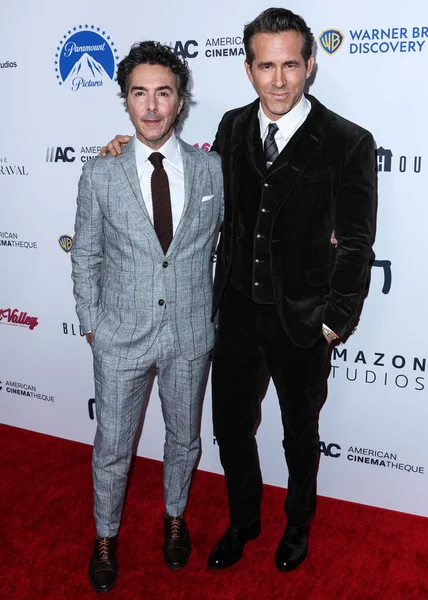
[134, 130, 182, 172]
[258, 94, 311, 140]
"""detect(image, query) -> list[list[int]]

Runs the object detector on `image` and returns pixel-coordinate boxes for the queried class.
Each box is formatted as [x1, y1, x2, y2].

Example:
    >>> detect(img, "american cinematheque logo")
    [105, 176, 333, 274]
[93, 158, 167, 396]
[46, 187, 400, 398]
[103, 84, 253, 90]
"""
[54, 25, 119, 91]
[0, 231, 37, 250]
[0, 380, 55, 403]
[0, 308, 38, 330]
[321, 441, 424, 475]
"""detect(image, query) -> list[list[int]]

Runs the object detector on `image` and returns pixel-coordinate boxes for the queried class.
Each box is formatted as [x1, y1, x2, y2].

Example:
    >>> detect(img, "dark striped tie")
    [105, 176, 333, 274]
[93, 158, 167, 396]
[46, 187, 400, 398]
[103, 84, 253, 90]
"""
[264, 122, 279, 167]
[148, 152, 173, 254]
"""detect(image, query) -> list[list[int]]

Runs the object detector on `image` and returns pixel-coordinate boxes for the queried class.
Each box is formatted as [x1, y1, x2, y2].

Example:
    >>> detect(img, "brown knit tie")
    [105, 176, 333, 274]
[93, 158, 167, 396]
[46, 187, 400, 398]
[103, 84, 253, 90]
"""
[148, 152, 173, 254]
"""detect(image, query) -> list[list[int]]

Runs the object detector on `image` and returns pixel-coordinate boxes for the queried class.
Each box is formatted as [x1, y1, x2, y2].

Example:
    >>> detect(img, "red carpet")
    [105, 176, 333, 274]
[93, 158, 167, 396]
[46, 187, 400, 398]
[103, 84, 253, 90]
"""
[1, 424, 427, 600]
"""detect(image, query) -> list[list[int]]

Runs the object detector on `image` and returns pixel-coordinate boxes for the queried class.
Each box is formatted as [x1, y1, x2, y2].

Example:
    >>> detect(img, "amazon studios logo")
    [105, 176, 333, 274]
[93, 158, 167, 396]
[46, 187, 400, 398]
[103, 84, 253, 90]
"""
[330, 346, 426, 391]
[0, 60, 18, 69]
[54, 25, 119, 92]
[319, 26, 428, 55]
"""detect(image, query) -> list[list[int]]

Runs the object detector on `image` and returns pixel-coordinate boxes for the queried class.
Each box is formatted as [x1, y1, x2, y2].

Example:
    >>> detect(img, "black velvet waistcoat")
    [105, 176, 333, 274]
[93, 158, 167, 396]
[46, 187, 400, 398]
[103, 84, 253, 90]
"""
[230, 125, 304, 303]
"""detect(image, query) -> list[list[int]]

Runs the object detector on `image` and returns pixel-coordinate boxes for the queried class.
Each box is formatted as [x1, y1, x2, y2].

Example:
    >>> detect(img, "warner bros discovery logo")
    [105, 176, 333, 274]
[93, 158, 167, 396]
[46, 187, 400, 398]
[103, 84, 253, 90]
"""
[318, 29, 345, 55]
[319, 27, 428, 55]
[54, 26, 119, 92]
[58, 235, 73, 253]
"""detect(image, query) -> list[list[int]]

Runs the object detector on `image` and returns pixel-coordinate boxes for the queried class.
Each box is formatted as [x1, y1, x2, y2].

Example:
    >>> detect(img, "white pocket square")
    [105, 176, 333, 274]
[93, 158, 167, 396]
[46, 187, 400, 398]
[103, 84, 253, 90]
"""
[202, 194, 214, 202]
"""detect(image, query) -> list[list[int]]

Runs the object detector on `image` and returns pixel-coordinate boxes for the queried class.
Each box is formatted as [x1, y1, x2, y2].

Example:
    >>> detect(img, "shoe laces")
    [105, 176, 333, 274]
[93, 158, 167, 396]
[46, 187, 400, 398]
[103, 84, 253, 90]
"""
[97, 537, 110, 561]
[169, 517, 182, 539]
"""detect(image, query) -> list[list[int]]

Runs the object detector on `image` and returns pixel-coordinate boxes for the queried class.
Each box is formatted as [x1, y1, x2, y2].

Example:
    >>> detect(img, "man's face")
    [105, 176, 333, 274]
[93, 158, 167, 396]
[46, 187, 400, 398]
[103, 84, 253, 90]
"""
[244, 31, 314, 121]
[126, 63, 183, 150]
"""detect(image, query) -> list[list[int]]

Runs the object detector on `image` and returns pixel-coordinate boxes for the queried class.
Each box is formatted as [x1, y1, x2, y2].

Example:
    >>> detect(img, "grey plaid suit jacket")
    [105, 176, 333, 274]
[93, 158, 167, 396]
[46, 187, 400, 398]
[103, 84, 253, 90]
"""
[71, 136, 223, 361]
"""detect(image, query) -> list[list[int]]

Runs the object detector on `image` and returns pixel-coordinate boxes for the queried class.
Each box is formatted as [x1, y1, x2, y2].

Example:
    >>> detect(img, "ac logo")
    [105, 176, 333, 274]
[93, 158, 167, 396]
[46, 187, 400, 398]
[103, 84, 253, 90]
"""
[320, 441, 341, 458]
[168, 40, 198, 59]
[46, 147, 75, 163]
[318, 29, 345, 55]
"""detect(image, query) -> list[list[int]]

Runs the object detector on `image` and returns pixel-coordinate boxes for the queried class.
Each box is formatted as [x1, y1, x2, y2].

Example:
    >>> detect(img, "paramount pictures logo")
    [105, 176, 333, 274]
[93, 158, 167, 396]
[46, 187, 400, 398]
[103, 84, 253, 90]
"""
[55, 25, 119, 91]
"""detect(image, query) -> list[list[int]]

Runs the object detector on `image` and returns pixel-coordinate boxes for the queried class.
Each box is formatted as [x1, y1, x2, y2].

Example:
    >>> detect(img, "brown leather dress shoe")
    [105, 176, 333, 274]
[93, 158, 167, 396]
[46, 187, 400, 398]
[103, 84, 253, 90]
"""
[163, 515, 191, 569]
[88, 535, 118, 593]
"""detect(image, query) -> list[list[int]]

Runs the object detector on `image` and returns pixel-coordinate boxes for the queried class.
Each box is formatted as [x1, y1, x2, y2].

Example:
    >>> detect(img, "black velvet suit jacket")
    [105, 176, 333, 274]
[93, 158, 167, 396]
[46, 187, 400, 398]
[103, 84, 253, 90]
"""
[211, 94, 377, 348]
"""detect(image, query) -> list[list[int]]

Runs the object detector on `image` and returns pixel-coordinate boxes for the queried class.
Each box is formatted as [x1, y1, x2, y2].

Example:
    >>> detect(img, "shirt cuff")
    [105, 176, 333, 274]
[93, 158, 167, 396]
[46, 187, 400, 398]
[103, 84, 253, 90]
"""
[322, 323, 339, 339]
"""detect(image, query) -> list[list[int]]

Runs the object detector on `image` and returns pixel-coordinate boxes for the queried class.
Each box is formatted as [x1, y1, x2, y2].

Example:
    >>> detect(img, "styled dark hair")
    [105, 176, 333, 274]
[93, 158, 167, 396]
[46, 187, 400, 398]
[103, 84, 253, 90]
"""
[243, 8, 314, 66]
[117, 41, 191, 109]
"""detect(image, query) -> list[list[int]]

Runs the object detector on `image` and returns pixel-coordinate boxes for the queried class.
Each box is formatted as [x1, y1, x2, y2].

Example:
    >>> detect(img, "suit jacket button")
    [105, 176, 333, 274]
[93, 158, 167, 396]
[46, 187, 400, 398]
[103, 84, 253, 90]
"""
[162, 261, 168, 268]
[158, 299, 165, 306]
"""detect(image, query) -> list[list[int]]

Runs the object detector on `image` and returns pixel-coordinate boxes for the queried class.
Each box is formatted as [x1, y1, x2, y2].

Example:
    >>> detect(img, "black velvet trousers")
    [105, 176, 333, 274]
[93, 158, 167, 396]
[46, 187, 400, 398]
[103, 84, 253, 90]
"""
[212, 284, 330, 528]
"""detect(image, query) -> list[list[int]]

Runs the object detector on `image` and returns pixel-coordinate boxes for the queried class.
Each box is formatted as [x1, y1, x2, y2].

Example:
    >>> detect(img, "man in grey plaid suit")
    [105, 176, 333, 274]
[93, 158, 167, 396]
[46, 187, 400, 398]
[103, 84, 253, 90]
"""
[71, 41, 223, 593]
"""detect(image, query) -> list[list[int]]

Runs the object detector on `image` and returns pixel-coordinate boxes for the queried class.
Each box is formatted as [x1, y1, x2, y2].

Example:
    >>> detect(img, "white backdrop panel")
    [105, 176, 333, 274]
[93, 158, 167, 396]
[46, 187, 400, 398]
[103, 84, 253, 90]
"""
[1, 0, 427, 517]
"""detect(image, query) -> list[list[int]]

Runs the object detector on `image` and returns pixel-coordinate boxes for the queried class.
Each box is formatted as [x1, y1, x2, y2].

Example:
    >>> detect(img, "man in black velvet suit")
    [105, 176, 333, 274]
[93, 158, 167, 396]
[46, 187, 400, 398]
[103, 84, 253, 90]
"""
[207, 8, 377, 571]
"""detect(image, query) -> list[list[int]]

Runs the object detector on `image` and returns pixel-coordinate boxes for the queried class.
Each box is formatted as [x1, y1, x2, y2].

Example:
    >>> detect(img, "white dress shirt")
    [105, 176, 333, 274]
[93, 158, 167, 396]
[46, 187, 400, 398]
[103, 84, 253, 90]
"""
[134, 131, 185, 235]
[258, 94, 311, 153]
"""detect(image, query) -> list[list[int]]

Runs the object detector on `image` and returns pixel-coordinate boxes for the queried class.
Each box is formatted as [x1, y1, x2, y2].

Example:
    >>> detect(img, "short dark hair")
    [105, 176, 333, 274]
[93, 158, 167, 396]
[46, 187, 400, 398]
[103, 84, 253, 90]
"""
[117, 41, 191, 109]
[243, 8, 314, 67]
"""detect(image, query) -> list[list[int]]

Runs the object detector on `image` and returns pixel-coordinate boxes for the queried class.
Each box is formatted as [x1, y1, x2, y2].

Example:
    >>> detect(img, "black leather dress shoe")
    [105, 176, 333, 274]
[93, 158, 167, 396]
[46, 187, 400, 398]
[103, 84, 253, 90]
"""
[275, 524, 309, 571]
[163, 515, 191, 569]
[88, 535, 118, 593]
[208, 520, 261, 569]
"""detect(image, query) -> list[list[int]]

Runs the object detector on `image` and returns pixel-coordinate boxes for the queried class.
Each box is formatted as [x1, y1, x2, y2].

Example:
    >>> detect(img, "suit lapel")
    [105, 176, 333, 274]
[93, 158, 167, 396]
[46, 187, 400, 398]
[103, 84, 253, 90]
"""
[226, 100, 260, 215]
[164, 138, 203, 257]
[245, 103, 266, 177]
[111, 136, 208, 257]
[266, 98, 327, 210]
[112, 138, 162, 249]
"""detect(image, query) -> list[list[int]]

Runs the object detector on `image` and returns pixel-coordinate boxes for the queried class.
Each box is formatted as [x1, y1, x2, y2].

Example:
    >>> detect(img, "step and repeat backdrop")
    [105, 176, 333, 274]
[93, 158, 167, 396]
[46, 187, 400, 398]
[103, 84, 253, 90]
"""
[1, 0, 428, 517]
